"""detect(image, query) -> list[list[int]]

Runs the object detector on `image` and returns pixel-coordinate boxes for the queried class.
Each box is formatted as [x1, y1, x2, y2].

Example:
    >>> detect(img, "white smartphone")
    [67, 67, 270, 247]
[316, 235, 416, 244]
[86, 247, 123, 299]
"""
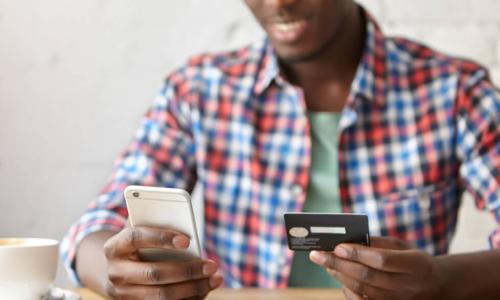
[124, 185, 202, 261]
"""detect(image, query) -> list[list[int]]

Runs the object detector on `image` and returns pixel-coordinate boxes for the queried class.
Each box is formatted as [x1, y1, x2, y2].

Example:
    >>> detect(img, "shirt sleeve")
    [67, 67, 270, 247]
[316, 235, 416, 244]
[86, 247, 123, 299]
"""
[456, 68, 500, 249]
[60, 77, 198, 285]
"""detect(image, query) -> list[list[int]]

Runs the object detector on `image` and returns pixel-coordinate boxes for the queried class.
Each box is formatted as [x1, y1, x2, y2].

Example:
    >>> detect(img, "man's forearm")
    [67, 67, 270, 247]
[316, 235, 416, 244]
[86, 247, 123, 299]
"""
[437, 249, 500, 299]
[76, 231, 117, 298]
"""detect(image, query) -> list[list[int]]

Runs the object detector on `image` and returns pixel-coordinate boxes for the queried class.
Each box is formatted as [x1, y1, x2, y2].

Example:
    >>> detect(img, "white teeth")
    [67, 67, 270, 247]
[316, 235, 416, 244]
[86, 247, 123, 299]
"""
[275, 21, 303, 33]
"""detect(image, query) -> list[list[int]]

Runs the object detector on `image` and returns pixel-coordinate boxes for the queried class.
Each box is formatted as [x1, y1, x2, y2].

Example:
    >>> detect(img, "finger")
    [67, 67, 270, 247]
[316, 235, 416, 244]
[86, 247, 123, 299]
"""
[342, 287, 364, 300]
[185, 293, 208, 300]
[325, 256, 406, 290]
[332, 244, 421, 273]
[105, 227, 190, 258]
[332, 271, 396, 300]
[114, 275, 221, 300]
[108, 259, 218, 285]
[370, 237, 413, 250]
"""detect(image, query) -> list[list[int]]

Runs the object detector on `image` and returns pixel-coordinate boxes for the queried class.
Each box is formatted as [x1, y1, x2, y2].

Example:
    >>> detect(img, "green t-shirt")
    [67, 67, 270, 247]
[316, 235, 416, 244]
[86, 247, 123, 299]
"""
[288, 111, 342, 288]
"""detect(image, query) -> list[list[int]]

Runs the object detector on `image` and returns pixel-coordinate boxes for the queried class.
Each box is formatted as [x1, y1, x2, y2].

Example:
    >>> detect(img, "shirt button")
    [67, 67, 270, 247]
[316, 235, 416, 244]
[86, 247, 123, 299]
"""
[292, 185, 302, 196]
[419, 196, 431, 210]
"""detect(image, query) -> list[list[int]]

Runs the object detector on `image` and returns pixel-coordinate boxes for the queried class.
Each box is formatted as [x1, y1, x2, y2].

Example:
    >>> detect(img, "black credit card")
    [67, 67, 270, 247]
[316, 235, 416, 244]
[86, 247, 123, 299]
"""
[284, 213, 370, 251]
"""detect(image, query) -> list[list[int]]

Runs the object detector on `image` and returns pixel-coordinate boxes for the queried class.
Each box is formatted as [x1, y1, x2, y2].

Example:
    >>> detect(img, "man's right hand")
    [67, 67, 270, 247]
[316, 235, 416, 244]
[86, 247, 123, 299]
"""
[102, 226, 223, 299]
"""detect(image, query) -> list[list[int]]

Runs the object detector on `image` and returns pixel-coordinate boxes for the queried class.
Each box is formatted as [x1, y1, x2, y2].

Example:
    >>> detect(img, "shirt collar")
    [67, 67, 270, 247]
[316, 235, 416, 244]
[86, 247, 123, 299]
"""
[349, 11, 388, 106]
[253, 8, 388, 106]
[253, 38, 280, 95]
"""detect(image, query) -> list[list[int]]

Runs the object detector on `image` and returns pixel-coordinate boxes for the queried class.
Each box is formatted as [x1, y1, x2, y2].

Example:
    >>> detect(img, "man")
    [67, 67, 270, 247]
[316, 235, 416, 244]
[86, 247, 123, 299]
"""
[62, 0, 500, 299]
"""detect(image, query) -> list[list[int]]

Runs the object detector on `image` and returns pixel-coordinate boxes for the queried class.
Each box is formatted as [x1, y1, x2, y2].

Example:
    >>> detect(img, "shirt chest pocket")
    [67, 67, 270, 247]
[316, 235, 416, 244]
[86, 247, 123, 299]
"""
[360, 182, 461, 254]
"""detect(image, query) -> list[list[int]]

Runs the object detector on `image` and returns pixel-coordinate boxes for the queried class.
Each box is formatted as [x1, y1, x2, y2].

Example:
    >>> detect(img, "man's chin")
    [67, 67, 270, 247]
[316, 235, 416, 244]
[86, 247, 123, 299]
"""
[275, 44, 329, 64]
[277, 52, 316, 64]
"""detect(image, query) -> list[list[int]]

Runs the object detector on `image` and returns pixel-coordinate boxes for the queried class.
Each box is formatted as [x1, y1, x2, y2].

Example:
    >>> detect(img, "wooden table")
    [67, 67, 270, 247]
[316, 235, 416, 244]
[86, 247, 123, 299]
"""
[77, 288, 344, 299]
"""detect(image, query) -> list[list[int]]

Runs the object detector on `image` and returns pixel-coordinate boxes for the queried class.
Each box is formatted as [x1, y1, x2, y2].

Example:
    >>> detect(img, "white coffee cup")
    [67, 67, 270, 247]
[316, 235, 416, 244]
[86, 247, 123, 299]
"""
[0, 238, 59, 300]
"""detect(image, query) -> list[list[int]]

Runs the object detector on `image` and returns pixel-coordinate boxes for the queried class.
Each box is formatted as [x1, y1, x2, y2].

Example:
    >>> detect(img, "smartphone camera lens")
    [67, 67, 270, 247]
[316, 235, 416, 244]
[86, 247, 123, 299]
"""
[132, 191, 140, 198]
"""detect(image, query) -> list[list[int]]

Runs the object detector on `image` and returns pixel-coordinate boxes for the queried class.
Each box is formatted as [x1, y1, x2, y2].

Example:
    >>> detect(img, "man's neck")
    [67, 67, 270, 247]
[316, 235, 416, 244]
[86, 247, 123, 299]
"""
[279, 5, 366, 111]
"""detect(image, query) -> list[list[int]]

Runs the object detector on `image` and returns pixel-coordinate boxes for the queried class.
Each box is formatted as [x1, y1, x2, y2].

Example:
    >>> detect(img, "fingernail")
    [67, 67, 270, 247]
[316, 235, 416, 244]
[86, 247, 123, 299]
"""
[209, 274, 223, 289]
[335, 246, 349, 258]
[203, 261, 217, 276]
[172, 235, 189, 249]
[309, 251, 326, 265]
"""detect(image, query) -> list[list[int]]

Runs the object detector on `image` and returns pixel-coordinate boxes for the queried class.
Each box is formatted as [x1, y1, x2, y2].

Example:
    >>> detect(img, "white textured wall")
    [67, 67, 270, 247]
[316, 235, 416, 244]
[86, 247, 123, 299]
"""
[1, 0, 498, 286]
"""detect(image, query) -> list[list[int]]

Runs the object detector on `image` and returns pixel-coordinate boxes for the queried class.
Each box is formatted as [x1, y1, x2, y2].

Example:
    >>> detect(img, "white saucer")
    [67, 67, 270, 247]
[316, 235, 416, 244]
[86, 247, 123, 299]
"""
[42, 287, 81, 300]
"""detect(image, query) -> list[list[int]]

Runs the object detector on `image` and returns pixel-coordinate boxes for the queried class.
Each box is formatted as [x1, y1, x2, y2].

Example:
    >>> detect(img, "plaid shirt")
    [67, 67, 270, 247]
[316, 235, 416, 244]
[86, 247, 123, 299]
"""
[61, 12, 500, 288]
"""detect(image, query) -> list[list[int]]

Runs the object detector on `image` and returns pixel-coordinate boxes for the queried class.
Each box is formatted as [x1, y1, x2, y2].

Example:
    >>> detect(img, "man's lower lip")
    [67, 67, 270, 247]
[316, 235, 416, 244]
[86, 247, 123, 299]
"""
[268, 20, 308, 43]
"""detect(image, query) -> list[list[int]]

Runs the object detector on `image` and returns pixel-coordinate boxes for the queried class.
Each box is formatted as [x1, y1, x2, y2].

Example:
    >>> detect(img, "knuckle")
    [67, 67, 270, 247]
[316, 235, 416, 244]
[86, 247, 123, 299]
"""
[196, 280, 210, 296]
[323, 253, 335, 268]
[348, 248, 358, 261]
[327, 268, 336, 277]
[157, 286, 175, 300]
[331, 256, 341, 270]
[158, 231, 172, 246]
[351, 280, 366, 295]
[107, 265, 123, 285]
[103, 241, 115, 258]
[376, 253, 388, 269]
[108, 271, 119, 284]
[185, 262, 198, 279]
[144, 266, 161, 283]
[359, 266, 371, 281]
[126, 228, 142, 247]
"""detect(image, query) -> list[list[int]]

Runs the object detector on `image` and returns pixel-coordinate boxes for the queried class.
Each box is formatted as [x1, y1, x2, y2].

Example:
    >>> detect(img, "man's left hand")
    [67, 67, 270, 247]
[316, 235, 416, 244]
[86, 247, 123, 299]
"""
[310, 237, 446, 300]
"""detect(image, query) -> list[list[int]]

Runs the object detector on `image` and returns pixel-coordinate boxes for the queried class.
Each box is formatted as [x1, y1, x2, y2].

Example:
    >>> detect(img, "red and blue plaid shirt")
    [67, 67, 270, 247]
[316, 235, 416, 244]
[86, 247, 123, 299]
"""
[62, 12, 500, 288]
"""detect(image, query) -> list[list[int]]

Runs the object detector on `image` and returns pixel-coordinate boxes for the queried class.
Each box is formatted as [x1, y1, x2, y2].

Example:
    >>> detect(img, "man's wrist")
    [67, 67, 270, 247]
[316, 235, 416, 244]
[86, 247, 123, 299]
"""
[434, 250, 500, 300]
